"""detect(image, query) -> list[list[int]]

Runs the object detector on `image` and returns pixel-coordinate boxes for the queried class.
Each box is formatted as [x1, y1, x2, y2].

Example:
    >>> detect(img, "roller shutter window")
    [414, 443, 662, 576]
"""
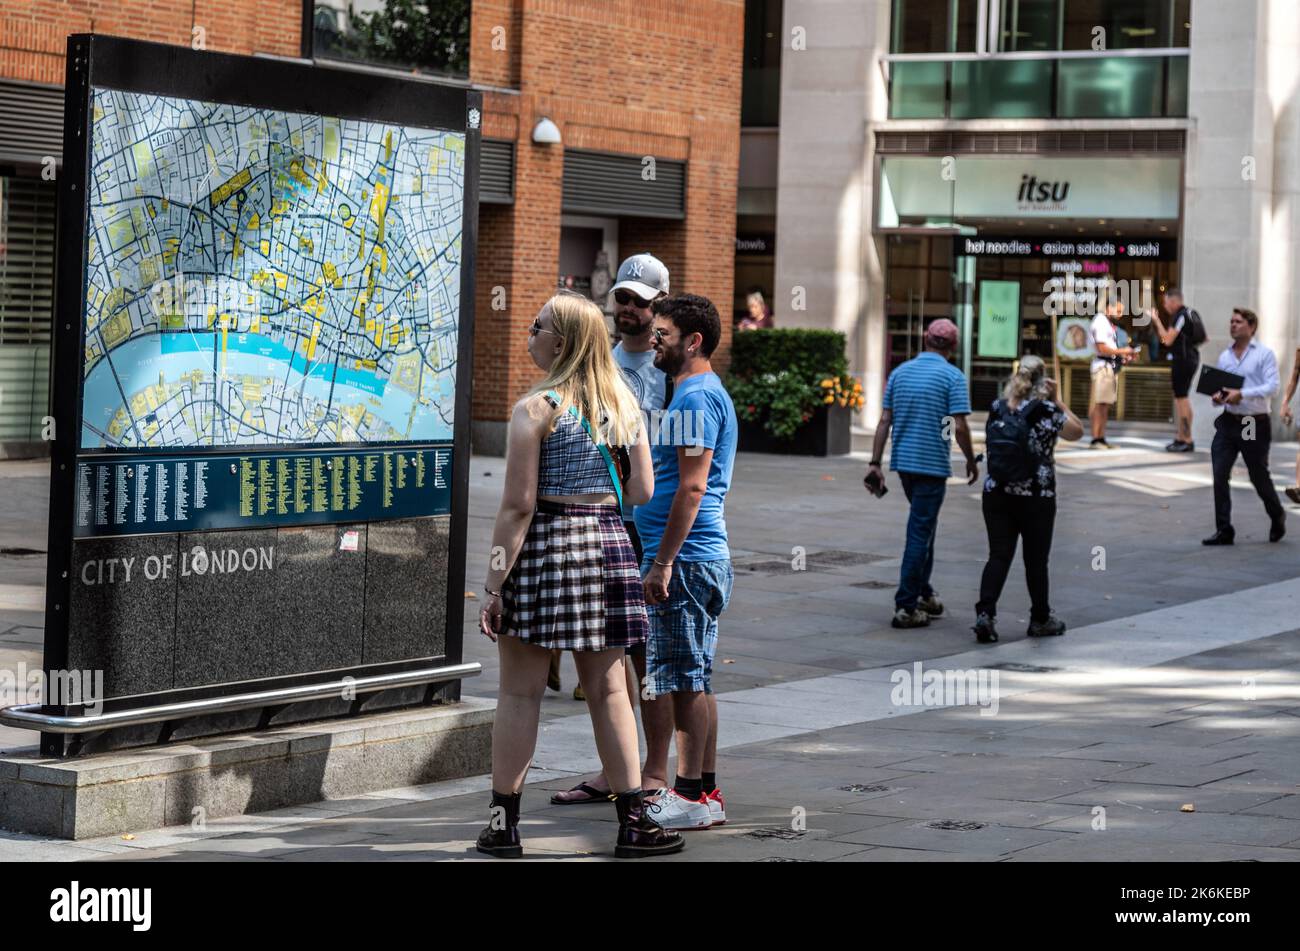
[562, 149, 685, 220]
[0, 175, 56, 440]
[0, 79, 64, 167]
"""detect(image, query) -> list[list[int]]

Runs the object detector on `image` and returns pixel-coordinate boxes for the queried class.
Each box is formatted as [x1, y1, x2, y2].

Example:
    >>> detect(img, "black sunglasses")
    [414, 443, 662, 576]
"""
[614, 289, 653, 309]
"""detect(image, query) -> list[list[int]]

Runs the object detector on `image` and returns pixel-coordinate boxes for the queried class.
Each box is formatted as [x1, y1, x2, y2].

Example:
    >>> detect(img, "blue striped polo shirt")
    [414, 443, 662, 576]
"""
[882, 352, 972, 478]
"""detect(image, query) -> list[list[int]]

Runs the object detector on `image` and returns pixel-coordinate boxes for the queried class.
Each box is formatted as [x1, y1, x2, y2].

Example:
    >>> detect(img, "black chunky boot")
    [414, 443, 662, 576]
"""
[613, 789, 685, 859]
[476, 790, 523, 858]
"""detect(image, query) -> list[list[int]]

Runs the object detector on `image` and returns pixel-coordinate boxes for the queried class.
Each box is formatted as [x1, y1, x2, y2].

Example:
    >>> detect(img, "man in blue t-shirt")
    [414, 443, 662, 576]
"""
[866, 318, 979, 630]
[634, 293, 736, 832]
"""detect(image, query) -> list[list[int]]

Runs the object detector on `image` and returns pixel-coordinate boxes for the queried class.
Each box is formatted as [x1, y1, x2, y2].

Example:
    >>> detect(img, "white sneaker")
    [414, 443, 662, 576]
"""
[644, 788, 712, 830]
[706, 788, 726, 826]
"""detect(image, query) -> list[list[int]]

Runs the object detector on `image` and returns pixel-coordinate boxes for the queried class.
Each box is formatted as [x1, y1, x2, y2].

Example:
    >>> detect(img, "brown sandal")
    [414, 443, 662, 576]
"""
[550, 781, 611, 805]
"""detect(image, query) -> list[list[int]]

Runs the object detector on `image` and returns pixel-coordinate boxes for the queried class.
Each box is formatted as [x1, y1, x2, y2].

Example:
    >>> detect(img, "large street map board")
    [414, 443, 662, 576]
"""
[80, 89, 464, 451]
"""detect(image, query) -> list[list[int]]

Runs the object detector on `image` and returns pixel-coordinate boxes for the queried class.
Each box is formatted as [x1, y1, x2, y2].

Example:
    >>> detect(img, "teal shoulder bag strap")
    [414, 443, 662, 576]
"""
[545, 390, 624, 515]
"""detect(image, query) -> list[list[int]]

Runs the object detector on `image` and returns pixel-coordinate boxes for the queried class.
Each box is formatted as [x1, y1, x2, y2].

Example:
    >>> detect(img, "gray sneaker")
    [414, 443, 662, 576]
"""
[891, 607, 931, 629]
[917, 593, 944, 617]
[1027, 615, 1066, 637]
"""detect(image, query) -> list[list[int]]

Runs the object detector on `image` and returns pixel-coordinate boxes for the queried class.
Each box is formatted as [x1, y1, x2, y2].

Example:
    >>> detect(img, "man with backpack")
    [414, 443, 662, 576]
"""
[974, 356, 1084, 643]
[1150, 288, 1205, 452]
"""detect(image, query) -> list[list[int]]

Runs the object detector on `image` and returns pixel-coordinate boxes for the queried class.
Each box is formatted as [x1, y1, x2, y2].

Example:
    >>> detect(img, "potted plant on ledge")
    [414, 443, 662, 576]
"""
[726, 328, 861, 456]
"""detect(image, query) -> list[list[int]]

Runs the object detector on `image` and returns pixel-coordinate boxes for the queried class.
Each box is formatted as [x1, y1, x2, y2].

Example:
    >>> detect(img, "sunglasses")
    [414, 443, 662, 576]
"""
[529, 320, 560, 337]
[614, 289, 653, 309]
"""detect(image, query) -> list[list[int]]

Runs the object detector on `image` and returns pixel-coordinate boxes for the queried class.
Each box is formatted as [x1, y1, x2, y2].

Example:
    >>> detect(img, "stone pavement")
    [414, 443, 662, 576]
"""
[2, 432, 1300, 861]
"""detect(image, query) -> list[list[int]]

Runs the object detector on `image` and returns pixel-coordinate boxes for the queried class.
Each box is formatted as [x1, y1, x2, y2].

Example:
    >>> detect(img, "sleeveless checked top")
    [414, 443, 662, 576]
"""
[536, 393, 620, 497]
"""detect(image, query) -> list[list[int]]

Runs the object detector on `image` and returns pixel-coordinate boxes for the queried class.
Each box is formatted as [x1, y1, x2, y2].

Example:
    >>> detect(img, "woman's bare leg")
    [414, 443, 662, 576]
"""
[491, 636, 553, 793]
[572, 649, 640, 793]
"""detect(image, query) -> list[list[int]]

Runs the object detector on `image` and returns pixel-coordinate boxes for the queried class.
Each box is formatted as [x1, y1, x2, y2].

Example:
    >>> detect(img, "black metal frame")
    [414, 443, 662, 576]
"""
[43, 34, 480, 756]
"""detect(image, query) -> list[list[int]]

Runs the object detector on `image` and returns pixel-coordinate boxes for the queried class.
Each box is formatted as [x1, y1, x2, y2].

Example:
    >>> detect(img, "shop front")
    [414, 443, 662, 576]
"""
[876, 153, 1183, 420]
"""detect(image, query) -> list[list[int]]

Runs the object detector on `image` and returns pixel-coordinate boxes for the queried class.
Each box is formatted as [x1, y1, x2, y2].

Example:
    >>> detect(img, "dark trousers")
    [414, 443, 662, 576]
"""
[976, 491, 1056, 623]
[1211, 412, 1283, 533]
[896, 472, 947, 610]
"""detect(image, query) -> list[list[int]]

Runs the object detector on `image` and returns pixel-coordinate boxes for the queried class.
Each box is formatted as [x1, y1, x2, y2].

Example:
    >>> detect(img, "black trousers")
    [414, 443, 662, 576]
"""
[1211, 412, 1284, 532]
[976, 491, 1056, 623]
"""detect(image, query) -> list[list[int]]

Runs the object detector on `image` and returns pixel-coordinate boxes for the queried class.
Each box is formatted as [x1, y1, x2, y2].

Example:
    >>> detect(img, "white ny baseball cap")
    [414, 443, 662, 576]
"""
[612, 252, 670, 301]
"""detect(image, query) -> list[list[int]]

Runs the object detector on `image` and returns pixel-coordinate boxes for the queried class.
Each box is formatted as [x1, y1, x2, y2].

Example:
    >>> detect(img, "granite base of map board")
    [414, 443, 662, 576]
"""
[0, 699, 494, 839]
[64, 515, 451, 698]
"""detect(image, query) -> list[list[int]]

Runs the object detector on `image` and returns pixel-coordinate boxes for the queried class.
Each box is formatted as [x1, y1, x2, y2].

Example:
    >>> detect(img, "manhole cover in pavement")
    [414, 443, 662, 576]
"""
[926, 819, 986, 831]
[840, 783, 889, 793]
[744, 827, 806, 840]
[983, 662, 1060, 673]
[0, 547, 44, 556]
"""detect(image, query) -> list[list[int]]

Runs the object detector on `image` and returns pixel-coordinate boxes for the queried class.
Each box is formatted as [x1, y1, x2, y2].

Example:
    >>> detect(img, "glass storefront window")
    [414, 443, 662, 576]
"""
[312, 0, 471, 79]
[951, 59, 1053, 118]
[998, 0, 1059, 52]
[892, 0, 978, 53]
[1061, 0, 1190, 50]
[889, 61, 949, 118]
[743, 0, 784, 126]
[1058, 55, 1165, 118]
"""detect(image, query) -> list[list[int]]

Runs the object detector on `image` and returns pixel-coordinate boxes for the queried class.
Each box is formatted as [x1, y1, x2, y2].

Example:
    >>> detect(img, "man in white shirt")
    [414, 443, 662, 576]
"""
[1203, 307, 1286, 545]
[1087, 300, 1137, 449]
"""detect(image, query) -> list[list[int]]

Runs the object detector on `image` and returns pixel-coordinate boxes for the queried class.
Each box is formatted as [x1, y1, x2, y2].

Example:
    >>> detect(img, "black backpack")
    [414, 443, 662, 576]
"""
[1184, 308, 1207, 348]
[986, 399, 1042, 484]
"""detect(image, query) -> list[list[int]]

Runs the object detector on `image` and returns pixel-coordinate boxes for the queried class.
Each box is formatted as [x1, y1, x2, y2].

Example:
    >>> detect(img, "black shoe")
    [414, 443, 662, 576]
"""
[476, 790, 523, 858]
[1271, 515, 1286, 543]
[613, 789, 685, 858]
[972, 613, 998, 644]
[1027, 615, 1066, 637]
[1089, 438, 1111, 450]
[1165, 440, 1194, 453]
[1202, 530, 1235, 546]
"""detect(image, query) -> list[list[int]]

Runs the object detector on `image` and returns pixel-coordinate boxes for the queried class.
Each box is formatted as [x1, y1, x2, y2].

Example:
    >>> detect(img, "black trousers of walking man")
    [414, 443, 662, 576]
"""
[1211, 411, 1284, 533]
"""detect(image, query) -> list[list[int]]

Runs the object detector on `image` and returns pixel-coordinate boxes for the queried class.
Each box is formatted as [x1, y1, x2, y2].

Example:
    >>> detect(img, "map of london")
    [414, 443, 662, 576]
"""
[80, 89, 464, 449]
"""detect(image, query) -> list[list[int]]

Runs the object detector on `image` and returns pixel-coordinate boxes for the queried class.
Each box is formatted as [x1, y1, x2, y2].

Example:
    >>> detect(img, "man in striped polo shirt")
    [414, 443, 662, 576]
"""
[866, 319, 979, 629]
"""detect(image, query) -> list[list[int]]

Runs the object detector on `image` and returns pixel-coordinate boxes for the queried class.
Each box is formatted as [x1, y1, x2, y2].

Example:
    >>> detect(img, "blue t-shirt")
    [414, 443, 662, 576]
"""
[882, 351, 971, 478]
[634, 372, 737, 563]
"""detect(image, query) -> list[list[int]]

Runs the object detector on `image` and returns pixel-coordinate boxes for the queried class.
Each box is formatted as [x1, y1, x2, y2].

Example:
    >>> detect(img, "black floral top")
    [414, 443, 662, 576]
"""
[983, 399, 1067, 498]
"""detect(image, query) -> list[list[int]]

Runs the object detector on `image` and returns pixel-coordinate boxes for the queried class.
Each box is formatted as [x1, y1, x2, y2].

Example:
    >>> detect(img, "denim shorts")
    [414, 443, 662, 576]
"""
[642, 558, 733, 696]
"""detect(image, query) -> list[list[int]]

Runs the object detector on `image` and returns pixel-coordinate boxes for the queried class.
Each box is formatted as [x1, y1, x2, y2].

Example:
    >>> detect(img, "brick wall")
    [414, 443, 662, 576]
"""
[469, 0, 744, 423]
[0, 0, 301, 83]
[0, 0, 744, 433]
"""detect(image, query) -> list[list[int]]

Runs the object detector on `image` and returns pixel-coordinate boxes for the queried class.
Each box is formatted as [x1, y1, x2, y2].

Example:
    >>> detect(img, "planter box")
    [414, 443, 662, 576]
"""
[738, 403, 852, 456]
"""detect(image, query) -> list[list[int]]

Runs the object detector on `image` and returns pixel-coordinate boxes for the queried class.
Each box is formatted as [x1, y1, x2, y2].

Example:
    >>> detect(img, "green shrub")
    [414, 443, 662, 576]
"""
[726, 329, 858, 440]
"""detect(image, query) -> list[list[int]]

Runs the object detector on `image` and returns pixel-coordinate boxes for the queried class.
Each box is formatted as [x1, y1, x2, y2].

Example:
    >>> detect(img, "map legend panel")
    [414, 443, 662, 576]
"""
[73, 446, 453, 537]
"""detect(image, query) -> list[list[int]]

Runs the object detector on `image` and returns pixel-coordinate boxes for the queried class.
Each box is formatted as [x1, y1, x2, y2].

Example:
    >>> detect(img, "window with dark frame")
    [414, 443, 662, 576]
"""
[307, 0, 471, 79]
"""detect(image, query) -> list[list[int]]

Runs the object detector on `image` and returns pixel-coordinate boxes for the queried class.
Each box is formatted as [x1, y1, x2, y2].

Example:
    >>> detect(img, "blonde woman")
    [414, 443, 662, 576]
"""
[476, 292, 683, 859]
[974, 355, 1083, 643]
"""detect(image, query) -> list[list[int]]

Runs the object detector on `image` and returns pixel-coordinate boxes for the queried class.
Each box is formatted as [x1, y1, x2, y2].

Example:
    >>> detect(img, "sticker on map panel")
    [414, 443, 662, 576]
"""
[340, 530, 359, 552]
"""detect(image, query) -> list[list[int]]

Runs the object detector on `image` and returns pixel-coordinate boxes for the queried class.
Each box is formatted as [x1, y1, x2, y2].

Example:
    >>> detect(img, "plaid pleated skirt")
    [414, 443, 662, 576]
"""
[499, 500, 649, 651]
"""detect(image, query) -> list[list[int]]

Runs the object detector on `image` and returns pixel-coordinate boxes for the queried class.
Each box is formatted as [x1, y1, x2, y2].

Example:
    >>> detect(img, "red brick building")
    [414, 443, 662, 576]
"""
[0, 1, 744, 455]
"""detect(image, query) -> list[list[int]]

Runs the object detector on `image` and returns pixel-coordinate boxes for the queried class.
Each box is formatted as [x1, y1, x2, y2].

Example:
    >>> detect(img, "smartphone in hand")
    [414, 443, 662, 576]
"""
[864, 469, 888, 498]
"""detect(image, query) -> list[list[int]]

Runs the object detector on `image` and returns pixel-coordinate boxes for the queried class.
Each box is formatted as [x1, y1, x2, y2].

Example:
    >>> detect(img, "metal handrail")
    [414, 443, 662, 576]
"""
[0, 662, 481, 733]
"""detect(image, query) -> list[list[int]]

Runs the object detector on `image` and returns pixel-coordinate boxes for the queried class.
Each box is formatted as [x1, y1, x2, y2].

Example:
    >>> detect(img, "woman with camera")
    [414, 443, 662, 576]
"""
[973, 355, 1083, 643]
